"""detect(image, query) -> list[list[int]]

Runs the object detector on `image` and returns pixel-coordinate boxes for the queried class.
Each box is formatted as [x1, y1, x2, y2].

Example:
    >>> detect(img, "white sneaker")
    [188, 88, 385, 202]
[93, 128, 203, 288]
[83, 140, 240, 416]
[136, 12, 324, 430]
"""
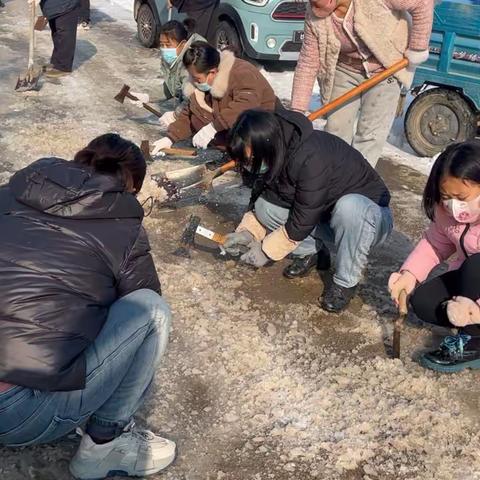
[79, 21, 91, 30]
[69, 424, 176, 480]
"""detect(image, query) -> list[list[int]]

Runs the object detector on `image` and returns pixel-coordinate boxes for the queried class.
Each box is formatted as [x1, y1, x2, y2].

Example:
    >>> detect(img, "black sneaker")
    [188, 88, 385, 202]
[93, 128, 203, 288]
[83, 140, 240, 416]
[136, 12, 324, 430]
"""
[420, 333, 480, 373]
[320, 283, 357, 313]
[283, 249, 331, 279]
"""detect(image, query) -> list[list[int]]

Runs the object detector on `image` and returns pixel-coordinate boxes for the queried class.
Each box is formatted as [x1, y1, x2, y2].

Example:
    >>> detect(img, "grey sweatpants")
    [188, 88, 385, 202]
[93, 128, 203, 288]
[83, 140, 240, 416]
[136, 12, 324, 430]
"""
[325, 66, 401, 168]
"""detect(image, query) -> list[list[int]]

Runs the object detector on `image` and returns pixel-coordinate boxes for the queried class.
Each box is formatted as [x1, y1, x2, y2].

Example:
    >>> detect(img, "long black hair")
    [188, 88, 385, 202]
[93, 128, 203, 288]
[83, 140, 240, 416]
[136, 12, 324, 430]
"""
[423, 139, 480, 220]
[227, 109, 286, 181]
[74, 134, 146, 194]
[159, 19, 195, 43]
[183, 41, 220, 72]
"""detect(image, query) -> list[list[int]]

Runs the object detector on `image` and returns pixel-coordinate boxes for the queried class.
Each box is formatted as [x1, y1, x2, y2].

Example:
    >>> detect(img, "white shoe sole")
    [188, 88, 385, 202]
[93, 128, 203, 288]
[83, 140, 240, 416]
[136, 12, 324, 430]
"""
[69, 447, 176, 480]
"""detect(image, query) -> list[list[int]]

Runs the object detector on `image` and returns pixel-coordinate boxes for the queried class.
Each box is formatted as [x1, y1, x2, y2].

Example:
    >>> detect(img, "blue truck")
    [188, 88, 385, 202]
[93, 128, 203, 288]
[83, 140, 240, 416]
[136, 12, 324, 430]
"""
[405, 0, 480, 156]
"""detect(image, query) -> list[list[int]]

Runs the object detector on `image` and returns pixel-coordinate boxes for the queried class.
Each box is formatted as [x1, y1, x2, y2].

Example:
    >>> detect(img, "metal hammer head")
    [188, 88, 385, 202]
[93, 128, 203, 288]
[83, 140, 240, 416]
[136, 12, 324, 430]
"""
[114, 84, 130, 104]
[173, 215, 200, 257]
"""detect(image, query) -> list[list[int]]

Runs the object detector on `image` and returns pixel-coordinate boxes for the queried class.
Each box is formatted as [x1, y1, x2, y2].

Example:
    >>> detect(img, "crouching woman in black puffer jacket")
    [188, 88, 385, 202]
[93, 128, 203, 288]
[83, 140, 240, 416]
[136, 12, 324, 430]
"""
[0, 134, 176, 480]
[223, 108, 394, 313]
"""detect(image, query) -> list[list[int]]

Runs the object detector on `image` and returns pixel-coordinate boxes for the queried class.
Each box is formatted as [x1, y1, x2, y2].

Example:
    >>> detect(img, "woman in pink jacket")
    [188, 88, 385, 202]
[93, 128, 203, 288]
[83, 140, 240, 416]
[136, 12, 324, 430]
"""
[291, 0, 434, 168]
[389, 140, 480, 373]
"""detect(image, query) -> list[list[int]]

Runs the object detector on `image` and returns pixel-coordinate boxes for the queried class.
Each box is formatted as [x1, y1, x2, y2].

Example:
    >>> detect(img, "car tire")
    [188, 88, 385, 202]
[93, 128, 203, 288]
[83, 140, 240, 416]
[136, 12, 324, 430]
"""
[405, 88, 478, 157]
[212, 20, 242, 57]
[137, 3, 160, 48]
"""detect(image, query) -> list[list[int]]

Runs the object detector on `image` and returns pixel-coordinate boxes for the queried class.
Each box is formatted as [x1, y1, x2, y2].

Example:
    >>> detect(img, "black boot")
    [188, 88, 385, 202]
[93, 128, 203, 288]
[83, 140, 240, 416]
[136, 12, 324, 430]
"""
[320, 283, 357, 313]
[283, 249, 331, 279]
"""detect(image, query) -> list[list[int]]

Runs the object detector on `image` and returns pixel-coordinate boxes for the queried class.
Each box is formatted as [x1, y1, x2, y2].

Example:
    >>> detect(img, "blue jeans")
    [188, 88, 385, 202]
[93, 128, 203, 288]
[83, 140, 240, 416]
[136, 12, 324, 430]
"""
[0, 289, 171, 447]
[255, 194, 393, 288]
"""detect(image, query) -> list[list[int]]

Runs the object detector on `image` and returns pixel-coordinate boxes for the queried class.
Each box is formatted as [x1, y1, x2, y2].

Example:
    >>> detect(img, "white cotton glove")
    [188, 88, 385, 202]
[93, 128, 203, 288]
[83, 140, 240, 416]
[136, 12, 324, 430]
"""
[127, 92, 150, 108]
[192, 123, 217, 150]
[405, 48, 430, 73]
[447, 296, 480, 327]
[152, 137, 173, 156]
[159, 111, 177, 128]
[388, 271, 417, 305]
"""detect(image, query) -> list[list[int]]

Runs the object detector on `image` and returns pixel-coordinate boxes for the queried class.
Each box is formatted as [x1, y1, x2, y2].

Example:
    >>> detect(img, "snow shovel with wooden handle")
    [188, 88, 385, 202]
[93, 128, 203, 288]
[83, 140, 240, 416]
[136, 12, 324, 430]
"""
[15, 0, 42, 91]
[392, 289, 408, 359]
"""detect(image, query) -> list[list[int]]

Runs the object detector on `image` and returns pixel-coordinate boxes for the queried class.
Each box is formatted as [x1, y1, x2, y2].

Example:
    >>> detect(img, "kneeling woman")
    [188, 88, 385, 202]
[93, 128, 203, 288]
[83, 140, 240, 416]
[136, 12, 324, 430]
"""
[152, 41, 277, 154]
[0, 135, 175, 479]
[224, 108, 393, 313]
[389, 141, 480, 373]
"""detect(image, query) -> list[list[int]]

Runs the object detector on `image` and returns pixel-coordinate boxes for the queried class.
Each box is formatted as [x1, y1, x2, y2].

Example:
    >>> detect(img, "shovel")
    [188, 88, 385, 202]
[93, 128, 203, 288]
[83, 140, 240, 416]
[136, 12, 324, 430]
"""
[15, 1, 42, 92]
[151, 58, 410, 200]
[392, 289, 408, 359]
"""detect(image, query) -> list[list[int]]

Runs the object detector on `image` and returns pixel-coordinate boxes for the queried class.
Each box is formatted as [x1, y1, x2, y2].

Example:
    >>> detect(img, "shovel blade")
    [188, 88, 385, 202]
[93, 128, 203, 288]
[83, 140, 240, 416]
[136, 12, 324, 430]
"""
[15, 68, 41, 92]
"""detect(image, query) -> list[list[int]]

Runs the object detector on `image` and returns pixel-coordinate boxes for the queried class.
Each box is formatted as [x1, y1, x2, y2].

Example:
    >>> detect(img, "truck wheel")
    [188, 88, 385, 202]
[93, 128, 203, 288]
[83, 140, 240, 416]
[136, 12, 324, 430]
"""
[212, 20, 242, 57]
[137, 3, 159, 48]
[405, 88, 477, 157]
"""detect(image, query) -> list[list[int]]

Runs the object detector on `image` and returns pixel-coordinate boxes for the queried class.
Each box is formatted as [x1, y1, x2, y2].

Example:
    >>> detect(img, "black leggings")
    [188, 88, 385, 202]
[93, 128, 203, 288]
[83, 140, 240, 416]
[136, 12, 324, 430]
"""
[410, 253, 480, 338]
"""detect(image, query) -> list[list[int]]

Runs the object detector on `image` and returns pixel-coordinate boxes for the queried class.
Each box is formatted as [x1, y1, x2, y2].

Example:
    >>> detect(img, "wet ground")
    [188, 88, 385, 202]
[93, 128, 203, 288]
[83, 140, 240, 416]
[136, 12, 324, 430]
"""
[1, 1, 480, 479]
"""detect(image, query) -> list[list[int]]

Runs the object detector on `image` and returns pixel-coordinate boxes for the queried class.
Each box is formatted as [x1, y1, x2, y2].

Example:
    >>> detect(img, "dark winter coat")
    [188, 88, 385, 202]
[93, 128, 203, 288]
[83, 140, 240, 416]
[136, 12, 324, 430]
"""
[259, 108, 391, 241]
[171, 0, 216, 13]
[40, 0, 80, 19]
[0, 158, 160, 392]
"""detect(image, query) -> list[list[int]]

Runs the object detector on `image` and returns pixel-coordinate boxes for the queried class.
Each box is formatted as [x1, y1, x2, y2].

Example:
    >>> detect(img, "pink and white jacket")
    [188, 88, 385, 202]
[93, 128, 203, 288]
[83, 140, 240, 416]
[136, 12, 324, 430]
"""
[402, 206, 480, 283]
[291, 0, 434, 111]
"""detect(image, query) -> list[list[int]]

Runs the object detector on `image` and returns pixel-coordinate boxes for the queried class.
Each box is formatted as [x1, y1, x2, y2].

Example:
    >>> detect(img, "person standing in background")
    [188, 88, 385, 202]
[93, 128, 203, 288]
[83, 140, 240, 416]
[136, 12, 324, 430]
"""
[291, 0, 434, 168]
[167, 0, 218, 38]
[78, 0, 90, 29]
[39, 0, 80, 77]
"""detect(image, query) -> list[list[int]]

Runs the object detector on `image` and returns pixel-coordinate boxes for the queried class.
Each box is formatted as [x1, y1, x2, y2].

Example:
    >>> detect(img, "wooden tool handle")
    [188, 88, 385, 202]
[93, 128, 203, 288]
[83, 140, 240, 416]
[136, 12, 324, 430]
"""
[218, 159, 237, 173]
[308, 58, 409, 121]
[392, 289, 408, 359]
[161, 147, 197, 157]
[212, 232, 227, 244]
[398, 289, 409, 316]
[125, 91, 163, 118]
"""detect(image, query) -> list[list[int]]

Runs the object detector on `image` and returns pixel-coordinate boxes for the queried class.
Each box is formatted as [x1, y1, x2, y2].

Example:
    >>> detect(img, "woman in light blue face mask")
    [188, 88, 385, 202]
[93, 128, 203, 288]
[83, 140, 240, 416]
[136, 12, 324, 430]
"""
[128, 20, 206, 131]
[151, 41, 278, 156]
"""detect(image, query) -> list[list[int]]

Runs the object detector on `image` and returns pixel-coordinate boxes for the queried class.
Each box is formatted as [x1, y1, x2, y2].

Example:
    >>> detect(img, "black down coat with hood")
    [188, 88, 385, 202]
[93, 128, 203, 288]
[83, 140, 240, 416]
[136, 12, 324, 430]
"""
[259, 108, 391, 241]
[0, 158, 160, 392]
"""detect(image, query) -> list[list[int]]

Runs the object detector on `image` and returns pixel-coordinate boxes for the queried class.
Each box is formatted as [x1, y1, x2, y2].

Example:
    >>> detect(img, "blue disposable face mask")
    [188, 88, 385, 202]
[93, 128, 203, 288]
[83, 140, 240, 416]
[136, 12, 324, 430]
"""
[194, 82, 212, 92]
[160, 47, 177, 65]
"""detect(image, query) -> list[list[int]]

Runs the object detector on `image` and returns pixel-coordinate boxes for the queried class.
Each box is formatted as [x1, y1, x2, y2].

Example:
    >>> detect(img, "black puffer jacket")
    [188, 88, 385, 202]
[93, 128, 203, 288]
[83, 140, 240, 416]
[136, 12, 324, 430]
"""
[0, 158, 160, 392]
[40, 0, 80, 20]
[259, 108, 391, 241]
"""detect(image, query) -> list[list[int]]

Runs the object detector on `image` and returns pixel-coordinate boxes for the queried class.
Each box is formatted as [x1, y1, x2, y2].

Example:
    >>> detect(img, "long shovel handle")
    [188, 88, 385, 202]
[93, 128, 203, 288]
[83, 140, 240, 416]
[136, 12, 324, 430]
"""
[28, 1, 36, 69]
[307, 58, 409, 121]
[392, 289, 408, 359]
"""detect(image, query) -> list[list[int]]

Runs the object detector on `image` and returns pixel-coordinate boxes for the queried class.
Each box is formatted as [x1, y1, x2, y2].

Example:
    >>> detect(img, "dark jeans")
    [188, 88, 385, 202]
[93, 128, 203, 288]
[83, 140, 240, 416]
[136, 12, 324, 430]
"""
[48, 8, 79, 72]
[410, 254, 480, 341]
[79, 0, 90, 22]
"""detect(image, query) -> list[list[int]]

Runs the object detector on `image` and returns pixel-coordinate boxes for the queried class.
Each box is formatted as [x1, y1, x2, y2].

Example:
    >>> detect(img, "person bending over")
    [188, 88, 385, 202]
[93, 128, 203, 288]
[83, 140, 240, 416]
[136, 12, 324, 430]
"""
[223, 108, 393, 313]
[0, 134, 175, 479]
[389, 140, 480, 373]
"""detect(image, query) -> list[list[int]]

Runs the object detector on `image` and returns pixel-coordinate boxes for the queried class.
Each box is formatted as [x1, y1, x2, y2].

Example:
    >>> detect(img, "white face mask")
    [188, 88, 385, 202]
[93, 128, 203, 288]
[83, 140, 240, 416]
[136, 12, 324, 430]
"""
[443, 194, 480, 223]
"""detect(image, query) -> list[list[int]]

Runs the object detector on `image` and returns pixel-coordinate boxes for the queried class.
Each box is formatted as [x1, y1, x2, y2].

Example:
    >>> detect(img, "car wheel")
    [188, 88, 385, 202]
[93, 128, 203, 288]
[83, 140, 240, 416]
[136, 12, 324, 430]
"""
[137, 3, 159, 48]
[405, 88, 478, 157]
[213, 20, 242, 57]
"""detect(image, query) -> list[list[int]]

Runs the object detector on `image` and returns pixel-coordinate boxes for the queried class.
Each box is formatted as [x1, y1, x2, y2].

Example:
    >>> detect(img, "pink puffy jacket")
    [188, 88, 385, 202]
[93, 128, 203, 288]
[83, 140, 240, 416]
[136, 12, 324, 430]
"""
[402, 206, 480, 283]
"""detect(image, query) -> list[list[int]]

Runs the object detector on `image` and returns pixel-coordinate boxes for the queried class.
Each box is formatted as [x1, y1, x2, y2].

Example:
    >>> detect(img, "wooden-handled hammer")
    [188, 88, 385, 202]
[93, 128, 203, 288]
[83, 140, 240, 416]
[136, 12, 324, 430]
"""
[114, 84, 163, 118]
[174, 215, 227, 257]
